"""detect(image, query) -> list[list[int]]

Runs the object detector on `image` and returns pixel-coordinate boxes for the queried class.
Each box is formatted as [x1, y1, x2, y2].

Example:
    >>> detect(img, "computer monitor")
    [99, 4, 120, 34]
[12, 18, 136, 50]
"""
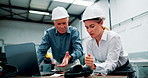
[5, 42, 41, 76]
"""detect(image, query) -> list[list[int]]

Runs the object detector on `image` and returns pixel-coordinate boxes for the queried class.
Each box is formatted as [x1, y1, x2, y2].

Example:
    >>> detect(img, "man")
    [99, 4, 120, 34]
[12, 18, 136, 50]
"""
[37, 7, 83, 72]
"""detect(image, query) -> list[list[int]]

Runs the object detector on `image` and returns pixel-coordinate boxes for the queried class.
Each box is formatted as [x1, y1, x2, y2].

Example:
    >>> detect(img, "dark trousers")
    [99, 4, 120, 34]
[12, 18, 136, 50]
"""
[113, 60, 136, 78]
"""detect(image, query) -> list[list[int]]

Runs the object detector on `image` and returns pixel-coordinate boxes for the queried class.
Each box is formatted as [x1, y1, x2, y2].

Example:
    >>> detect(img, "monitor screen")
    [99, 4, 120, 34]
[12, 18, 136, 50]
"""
[5, 42, 40, 76]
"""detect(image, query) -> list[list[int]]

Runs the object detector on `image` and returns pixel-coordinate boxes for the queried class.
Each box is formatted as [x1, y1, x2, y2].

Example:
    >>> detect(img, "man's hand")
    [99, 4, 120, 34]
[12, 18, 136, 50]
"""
[57, 52, 71, 67]
[85, 54, 96, 69]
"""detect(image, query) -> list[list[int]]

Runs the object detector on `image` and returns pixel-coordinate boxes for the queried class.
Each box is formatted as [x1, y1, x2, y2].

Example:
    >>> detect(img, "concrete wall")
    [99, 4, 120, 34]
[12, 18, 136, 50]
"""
[0, 20, 53, 45]
[111, 0, 148, 53]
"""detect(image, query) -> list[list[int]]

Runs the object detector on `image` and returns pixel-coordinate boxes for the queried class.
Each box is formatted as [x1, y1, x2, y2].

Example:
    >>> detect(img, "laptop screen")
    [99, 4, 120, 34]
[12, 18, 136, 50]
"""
[5, 42, 40, 76]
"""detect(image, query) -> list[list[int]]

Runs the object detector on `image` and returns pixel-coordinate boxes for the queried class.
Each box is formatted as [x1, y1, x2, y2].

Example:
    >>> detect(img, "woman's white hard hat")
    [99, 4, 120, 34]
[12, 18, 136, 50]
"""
[82, 5, 105, 21]
[51, 7, 69, 20]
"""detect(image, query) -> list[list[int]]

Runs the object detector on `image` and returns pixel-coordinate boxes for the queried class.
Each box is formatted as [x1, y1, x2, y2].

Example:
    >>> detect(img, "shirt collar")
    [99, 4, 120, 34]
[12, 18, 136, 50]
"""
[101, 30, 108, 41]
[55, 26, 70, 35]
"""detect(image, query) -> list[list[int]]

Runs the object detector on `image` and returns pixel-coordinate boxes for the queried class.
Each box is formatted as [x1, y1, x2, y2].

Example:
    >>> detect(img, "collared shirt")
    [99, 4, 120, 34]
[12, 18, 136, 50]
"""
[37, 26, 83, 64]
[86, 30, 128, 74]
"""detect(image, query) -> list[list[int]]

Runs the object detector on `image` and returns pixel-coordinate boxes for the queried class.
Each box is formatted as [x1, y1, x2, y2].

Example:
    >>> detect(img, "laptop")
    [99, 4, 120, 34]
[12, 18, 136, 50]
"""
[5, 42, 41, 76]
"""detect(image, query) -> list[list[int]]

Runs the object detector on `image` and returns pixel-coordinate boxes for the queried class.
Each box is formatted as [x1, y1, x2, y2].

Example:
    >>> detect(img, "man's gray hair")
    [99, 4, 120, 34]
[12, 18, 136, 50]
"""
[53, 17, 69, 22]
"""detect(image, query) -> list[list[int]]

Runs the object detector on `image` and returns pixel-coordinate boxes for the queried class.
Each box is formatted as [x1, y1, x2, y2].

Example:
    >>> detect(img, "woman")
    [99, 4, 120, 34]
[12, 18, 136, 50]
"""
[82, 5, 135, 78]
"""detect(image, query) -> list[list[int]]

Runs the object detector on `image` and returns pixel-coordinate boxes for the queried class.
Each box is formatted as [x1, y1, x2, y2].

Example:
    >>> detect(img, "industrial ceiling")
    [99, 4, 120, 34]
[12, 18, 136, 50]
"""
[0, 0, 99, 25]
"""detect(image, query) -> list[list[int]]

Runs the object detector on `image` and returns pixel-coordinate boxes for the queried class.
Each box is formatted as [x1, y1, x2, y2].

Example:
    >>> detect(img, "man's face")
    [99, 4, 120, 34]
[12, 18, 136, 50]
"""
[54, 18, 69, 34]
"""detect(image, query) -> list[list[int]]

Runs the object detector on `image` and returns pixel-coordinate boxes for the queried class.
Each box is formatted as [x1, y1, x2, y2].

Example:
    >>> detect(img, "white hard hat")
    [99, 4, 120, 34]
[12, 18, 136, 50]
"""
[82, 5, 105, 21]
[51, 7, 69, 20]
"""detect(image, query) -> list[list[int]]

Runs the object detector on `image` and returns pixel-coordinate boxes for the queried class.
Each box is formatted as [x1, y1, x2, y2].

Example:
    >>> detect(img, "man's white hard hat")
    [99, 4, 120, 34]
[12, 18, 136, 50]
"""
[51, 7, 69, 20]
[82, 5, 105, 21]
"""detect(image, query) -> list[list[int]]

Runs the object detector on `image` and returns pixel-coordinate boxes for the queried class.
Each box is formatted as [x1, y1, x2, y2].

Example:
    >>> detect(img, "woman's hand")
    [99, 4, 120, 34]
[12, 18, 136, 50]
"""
[85, 54, 96, 69]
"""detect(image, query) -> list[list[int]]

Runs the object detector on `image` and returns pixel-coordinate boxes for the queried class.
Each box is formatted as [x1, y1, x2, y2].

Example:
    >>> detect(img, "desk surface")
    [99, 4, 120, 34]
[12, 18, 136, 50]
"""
[11, 75, 127, 78]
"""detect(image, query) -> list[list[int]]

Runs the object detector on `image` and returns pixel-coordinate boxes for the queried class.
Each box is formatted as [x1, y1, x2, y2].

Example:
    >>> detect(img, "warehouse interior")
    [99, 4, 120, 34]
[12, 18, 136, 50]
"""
[0, 0, 148, 78]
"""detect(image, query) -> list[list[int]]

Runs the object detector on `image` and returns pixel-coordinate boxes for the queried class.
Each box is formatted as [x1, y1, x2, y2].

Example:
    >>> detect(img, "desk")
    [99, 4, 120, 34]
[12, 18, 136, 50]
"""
[11, 75, 127, 78]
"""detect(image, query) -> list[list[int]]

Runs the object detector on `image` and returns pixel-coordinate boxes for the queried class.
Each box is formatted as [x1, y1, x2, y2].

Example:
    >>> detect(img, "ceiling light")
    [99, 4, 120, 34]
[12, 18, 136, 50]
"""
[54, 0, 74, 3]
[73, 0, 94, 6]
[53, 0, 94, 6]
[29, 10, 49, 15]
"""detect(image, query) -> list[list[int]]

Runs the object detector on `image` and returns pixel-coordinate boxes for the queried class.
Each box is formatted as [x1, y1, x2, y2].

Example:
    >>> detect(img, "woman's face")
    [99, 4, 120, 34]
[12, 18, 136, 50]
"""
[84, 20, 103, 39]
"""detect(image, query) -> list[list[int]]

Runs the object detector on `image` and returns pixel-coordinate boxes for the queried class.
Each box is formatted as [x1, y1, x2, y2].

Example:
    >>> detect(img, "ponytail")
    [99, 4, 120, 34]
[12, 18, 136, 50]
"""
[102, 26, 110, 31]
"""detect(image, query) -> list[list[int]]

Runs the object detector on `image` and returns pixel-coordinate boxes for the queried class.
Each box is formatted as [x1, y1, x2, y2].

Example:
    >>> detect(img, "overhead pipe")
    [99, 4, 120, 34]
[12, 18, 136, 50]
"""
[108, 0, 112, 30]
[0, 3, 81, 19]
